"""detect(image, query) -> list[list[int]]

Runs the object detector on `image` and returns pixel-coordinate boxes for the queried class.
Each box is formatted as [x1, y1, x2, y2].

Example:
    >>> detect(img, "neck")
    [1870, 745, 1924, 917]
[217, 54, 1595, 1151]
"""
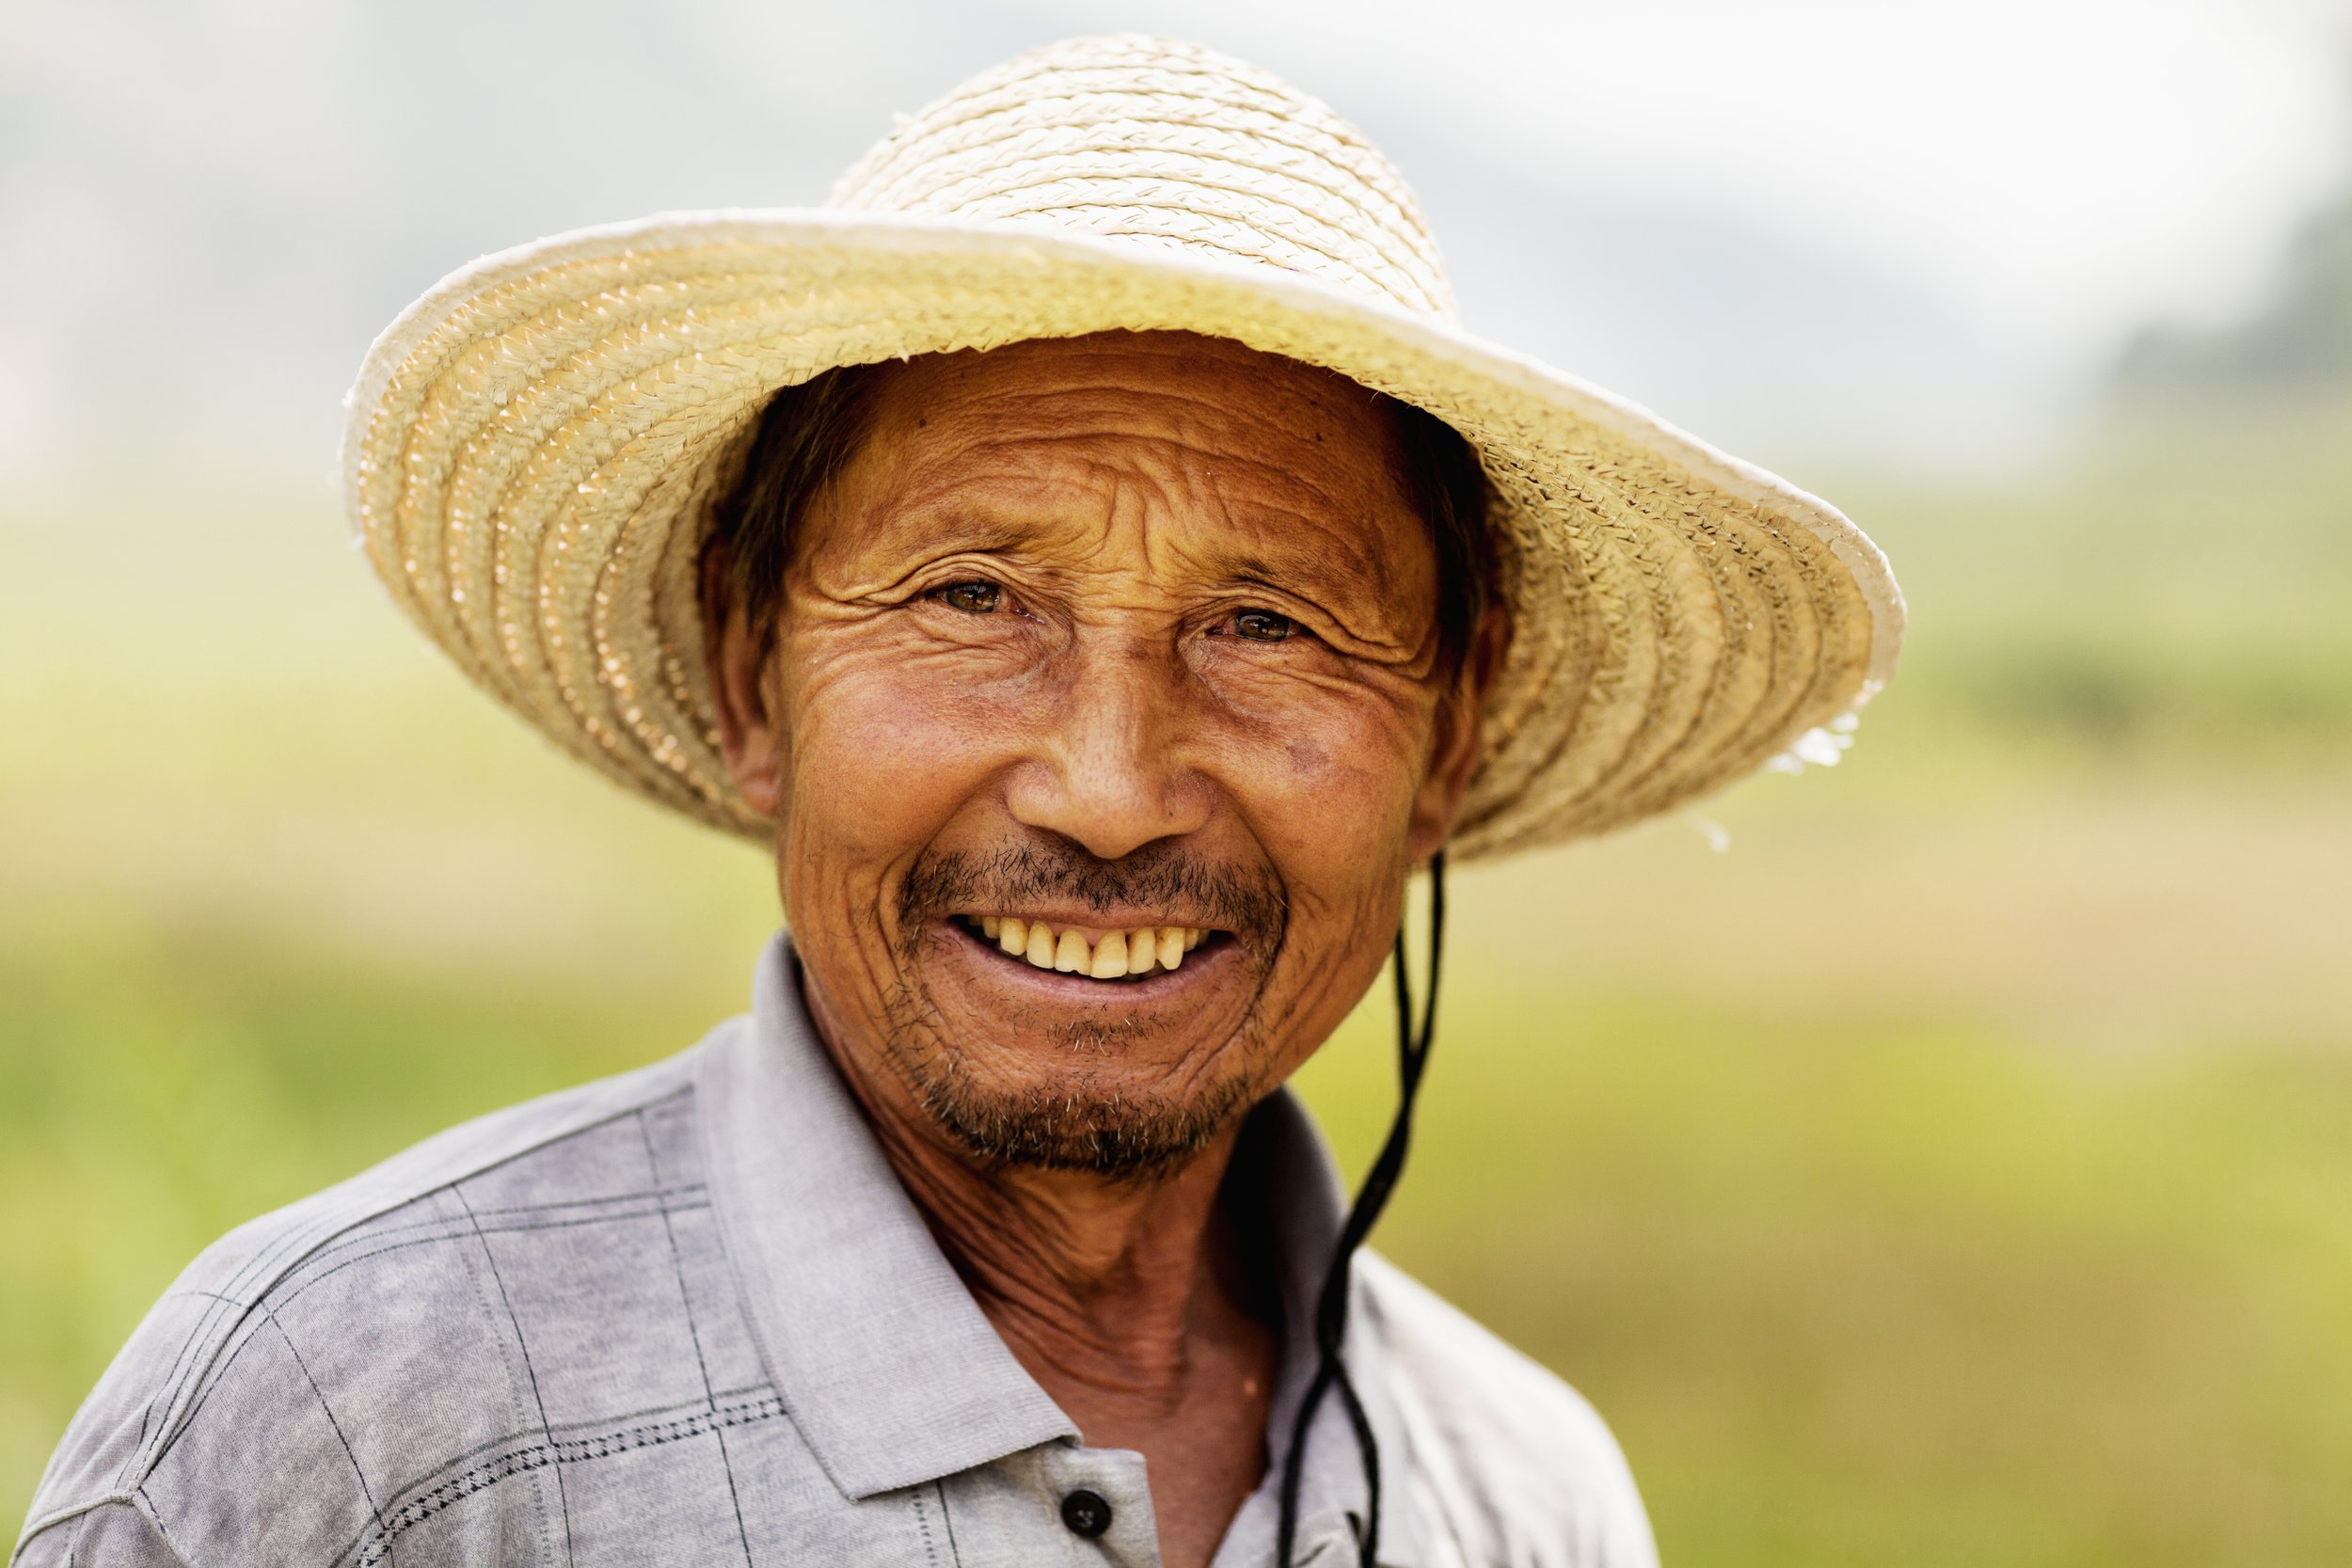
[796, 961, 1288, 1568]
[800, 975, 1273, 1418]
[890, 1120, 1253, 1403]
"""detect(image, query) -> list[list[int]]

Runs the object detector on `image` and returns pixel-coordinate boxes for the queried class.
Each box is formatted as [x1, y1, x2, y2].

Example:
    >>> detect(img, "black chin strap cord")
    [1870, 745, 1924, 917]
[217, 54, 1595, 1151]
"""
[1275, 850, 1447, 1568]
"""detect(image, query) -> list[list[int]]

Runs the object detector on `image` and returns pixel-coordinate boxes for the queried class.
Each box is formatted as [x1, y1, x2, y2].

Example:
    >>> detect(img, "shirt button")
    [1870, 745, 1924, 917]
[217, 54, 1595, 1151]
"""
[1060, 1488, 1113, 1539]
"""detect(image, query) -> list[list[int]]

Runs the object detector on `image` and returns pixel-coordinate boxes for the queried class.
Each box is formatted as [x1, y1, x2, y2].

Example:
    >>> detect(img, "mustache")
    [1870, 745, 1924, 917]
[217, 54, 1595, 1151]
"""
[898, 837, 1287, 947]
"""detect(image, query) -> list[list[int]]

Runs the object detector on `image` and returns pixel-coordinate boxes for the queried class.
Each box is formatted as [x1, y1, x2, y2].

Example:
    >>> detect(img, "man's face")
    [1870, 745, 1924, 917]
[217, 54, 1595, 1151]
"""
[714, 331, 1487, 1177]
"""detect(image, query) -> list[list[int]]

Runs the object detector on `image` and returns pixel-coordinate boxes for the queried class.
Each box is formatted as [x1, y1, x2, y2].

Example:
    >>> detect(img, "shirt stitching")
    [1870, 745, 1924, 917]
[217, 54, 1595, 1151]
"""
[143, 1311, 274, 1482]
[932, 1481, 964, 1568]
[261, 1302, 397, 1568]
[115, 1078, 698, 1502]
[346, 1384, 777, 1530]
[116, 1198, 333, 1496]
[452, 1181, 577, 1567]
[908, 1487, 943, 1568]
[342, 1394, 789, 1568]
[309, 1387, 779, 1568]
[270, 1183, 712, 1260]
[158, 1202, 705, 1322]
[230, 1202, 716, 1314]
[129, 1492, 197, 1568]
[60, 1502, 94, 1568]
[146, 1201, 713, 1479]
[634, 1107, 754, 1568]
[288, 1182, 712, 1251]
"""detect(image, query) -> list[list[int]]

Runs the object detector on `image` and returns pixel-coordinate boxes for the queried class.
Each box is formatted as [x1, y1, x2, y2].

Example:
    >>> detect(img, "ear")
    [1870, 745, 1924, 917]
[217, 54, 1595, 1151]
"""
[701, 543, 787, 819]
[1405, 601, 1510, 865]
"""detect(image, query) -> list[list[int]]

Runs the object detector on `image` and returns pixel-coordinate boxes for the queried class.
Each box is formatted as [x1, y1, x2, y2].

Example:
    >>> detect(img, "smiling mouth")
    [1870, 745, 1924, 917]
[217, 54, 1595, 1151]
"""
[954, 914, 1213, 980]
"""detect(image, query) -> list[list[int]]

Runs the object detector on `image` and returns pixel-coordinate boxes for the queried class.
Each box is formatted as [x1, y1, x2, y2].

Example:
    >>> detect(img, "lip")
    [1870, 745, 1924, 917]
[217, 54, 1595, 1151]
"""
[926, 917, 1237, 1001]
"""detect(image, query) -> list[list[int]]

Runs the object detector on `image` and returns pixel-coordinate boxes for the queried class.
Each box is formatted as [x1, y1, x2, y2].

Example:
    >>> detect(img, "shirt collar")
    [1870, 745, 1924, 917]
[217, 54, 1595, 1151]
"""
[695, 934, 1076, 1498]
[699, 933, 1428, 1565]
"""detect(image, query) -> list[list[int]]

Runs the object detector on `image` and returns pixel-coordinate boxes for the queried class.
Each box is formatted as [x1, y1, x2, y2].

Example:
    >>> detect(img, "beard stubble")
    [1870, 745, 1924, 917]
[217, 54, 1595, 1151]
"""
[881, 836, 1288, 1180]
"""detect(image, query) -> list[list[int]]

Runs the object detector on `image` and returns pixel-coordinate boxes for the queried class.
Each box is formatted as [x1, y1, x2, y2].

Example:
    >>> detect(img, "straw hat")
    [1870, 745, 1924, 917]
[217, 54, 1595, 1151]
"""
[342, 34, 1902, 861]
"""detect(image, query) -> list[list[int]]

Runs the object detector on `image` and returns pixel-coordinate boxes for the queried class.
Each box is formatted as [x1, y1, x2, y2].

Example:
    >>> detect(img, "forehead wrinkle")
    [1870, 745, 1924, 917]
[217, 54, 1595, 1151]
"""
[963, 450, 1417, 634]
[914, 360, 1368, 448]
[820, 349, 1430, 629]
[1196, 458, 1425, 626]
[946, 382, 1422, 609]
[873, 349, 1401, 493]
[855, 420, 1394, 554]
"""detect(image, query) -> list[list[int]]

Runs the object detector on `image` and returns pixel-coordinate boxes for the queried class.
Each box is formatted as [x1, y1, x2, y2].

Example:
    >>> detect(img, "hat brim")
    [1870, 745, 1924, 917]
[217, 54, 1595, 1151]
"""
[343, 208, 1902, 860]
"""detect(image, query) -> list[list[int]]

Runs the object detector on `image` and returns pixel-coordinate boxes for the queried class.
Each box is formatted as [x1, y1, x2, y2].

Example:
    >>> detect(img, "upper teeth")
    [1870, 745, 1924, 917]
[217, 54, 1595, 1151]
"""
[977, 915, 1205, 977]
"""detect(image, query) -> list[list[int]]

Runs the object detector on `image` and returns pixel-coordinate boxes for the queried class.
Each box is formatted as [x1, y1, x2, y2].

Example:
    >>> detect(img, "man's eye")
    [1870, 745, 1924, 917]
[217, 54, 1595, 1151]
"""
[1232, 609, 1294, 642]
[934, 580, 1002, 614]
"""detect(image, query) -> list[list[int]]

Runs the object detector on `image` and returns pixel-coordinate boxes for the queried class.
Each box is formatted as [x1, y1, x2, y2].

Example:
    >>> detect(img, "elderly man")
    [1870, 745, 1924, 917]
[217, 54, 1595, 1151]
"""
[17, 35, 1899, 1568]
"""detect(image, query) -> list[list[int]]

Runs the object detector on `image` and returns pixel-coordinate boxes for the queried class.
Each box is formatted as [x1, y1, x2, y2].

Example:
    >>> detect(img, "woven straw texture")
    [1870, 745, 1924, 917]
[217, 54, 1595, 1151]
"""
[342, 34, 1902, 862]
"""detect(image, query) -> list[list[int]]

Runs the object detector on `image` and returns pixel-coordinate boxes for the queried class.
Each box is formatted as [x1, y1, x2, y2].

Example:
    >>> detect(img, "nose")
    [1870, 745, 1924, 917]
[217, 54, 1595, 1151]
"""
[1003, 633, 1211, 861]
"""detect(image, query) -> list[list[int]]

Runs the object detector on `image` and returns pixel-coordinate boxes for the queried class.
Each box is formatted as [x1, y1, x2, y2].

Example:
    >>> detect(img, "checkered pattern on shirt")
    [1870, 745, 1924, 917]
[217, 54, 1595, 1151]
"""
[13, 1062, 946, 1567]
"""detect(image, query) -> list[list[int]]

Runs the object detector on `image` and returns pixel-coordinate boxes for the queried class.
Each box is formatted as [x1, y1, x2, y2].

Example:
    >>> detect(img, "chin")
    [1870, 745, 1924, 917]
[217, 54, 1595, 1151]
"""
[899, 1037, 1259, 1180]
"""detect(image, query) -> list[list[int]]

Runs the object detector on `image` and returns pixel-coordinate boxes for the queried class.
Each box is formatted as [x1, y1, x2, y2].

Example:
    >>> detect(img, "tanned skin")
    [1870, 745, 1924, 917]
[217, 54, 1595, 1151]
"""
[709, 330, 1502, 1568]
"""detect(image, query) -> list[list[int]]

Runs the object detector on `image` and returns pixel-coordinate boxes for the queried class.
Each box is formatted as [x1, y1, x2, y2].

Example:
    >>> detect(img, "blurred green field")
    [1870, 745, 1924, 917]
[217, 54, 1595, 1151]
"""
[5, 400, 2349, 1563]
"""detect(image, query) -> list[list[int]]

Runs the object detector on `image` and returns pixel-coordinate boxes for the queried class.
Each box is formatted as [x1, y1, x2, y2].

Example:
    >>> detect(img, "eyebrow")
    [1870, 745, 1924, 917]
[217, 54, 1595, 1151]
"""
[850, 501, 1033, 561]
[1200, 527, 1407, 600]
[858, 490, 1407, 611]
[1205, 550, 1283, 585]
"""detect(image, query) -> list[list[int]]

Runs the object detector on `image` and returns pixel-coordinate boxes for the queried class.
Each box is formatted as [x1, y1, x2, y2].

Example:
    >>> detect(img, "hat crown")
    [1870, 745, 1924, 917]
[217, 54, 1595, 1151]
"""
[826, 35, 1458, 322]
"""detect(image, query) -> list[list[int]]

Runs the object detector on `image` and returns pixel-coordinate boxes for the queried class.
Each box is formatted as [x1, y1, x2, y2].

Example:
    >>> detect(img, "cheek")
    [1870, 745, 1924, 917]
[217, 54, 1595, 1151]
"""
[771, 638, 1024, 880]
[1219, 687, 1428, 905]
[1224, 698, 1425, 1074]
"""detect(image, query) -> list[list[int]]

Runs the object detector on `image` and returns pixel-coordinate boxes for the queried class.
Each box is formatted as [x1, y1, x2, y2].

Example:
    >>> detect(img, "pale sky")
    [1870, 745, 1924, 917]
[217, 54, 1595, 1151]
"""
[1, 0, 2344, 482]
[1068, 0, 2351, 351]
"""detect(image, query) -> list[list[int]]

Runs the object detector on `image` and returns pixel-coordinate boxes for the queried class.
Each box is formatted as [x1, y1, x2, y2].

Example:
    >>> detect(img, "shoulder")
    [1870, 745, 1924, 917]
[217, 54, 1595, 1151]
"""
[12, 1032, 733, 1568]
[1358, 1251, 1659, 1568]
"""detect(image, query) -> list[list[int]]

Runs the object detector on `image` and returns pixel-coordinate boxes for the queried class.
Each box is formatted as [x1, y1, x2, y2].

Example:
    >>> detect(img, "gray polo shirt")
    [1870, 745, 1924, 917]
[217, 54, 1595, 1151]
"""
[14, 937, 1655, 1568]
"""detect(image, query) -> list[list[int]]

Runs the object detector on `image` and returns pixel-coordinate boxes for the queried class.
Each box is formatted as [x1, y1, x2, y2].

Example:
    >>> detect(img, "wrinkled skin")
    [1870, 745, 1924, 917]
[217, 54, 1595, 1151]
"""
[710, 329, 1502, 1568]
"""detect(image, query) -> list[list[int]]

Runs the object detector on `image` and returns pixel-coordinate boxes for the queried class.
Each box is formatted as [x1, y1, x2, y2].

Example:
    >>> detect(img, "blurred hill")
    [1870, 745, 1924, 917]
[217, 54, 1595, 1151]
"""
[2116, 159, 2352, 389]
